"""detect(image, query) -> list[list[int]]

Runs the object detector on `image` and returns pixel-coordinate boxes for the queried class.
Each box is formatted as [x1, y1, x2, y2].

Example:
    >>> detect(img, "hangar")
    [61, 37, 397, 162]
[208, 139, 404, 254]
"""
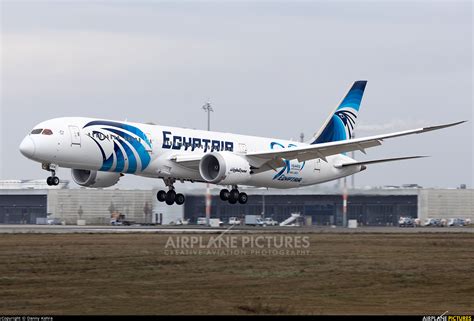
[183, 185, 473, 226]
[184, 190, 418, 226]
[0, 180, 472, 226]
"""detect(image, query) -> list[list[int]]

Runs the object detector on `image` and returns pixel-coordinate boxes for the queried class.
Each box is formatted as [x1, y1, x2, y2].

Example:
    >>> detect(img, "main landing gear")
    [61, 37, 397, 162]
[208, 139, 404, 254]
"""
[219, 186, 248, 204]
[157, 178, 185, 206]
[43, 163, 60, 186]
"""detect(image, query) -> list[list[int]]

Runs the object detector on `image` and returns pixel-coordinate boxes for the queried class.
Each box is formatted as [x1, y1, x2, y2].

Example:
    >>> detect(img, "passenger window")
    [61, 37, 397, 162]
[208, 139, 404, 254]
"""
[42, 129, 53, 135]
[31, 129, 43, 134]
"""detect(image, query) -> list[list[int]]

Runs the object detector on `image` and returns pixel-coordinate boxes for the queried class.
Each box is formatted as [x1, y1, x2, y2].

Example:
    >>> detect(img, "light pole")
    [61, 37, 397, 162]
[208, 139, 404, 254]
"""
[351, 133, 356, 189]
[202, 101, 213, 227]
[342, 132, 356, 227]
[202, 101, 213, 131]
[342, 176, 348, 227]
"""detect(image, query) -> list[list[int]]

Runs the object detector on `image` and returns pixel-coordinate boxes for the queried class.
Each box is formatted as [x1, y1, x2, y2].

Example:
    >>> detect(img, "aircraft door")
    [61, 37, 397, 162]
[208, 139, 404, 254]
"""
[69, 126, 81, 146]
[238, 143, 247, 153]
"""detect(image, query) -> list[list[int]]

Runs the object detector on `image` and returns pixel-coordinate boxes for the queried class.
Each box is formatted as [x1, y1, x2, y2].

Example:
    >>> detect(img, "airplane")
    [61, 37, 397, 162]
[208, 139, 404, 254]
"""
[19, 80, 465, 206]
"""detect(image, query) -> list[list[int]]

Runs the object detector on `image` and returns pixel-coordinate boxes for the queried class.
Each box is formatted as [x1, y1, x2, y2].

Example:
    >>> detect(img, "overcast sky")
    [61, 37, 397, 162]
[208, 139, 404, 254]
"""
[1, 1, 472, 190]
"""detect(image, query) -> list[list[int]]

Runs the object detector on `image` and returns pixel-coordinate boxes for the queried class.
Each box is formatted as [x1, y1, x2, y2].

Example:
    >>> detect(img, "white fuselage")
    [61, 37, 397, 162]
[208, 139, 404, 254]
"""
[20, 117, 362, 188]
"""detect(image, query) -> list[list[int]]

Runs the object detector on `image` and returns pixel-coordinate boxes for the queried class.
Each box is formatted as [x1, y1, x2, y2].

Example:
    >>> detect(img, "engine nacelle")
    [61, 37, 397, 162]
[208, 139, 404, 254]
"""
[199, 152, 251, 185]
[71, 169, 121, 188]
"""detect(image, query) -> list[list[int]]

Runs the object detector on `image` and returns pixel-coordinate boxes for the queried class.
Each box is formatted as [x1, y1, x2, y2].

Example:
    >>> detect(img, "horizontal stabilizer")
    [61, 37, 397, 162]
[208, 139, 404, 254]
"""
[334, 155, 428, 168]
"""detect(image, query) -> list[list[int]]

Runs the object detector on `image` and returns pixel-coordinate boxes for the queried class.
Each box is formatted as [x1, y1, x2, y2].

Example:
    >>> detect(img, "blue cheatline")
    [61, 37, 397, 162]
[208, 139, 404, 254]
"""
[270, 142, 287, 179]
[84, 120, 152, 148]
[100, 141, 125, 172]
[115, 137, 137, 173]
[270, 142, 305, 180]
[84, 120, 152, 173]
[114, 142, 125, 173]
[105, 128, 151, 172]
[89, 135, 107, 162]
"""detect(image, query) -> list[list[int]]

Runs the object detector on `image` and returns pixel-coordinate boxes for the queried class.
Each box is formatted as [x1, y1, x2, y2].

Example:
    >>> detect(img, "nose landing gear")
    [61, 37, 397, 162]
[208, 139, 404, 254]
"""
[156, 178, 185, 206]
[43, 163, 60, 186]
[46, 176, 60, 186]
[219, 186, 248, 204]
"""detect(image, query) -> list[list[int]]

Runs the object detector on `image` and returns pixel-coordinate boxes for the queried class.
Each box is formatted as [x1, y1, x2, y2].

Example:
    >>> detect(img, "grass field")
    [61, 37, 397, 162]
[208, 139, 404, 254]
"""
[0, 233, 472, 315]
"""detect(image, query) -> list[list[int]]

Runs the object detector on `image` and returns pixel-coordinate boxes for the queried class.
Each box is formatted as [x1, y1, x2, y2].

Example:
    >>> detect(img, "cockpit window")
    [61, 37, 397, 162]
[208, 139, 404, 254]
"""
[42, 129, 53, 135]
[31, 129, 43, 134]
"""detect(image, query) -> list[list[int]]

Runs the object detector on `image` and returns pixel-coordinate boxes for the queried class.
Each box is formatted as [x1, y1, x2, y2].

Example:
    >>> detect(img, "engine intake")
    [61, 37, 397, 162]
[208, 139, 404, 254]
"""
[71, 169, 121, 188]
[199, 152, 251, 185]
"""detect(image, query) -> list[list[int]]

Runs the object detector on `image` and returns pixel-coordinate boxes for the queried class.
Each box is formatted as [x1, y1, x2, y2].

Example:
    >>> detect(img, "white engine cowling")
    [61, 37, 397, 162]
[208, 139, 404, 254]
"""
[199, 152, 251, 185]
[71, 169, 121, 188]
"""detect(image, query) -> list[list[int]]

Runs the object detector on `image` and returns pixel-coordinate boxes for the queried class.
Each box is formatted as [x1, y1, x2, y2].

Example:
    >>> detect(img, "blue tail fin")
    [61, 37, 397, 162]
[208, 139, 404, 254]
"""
[310, 80, 367, 144]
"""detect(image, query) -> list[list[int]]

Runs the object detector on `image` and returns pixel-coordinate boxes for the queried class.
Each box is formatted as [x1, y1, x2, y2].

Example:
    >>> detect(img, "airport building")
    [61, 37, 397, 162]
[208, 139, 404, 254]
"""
[0, 180, 472, 226]
[183, 186, 473, 226]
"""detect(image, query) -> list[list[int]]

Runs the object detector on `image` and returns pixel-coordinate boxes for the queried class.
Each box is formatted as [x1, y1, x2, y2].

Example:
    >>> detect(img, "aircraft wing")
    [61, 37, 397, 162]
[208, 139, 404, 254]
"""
[170, 154, 203, 171]
[245, 121, 465, 172]
[170, 121, 465, 174]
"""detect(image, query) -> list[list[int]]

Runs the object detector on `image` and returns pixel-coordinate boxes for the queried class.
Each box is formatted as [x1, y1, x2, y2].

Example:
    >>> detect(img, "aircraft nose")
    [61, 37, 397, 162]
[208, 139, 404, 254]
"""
[19, 136, 36, 158]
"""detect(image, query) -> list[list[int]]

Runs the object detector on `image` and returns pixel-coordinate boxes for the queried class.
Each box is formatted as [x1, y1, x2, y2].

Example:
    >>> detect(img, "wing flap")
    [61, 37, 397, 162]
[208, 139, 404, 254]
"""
[334, 155, 428, 168]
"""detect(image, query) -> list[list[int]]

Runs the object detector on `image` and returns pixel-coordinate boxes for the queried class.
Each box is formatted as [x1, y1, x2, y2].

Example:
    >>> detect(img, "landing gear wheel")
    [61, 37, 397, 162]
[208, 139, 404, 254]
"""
[46, 176, 59, 186]
[157, 190, 167, 202]
[165, 190, 176, 205]
[175, 193, 185, 205]
[238, 192, 248, 204]
[229, 189, 239, 202]
[220, 189, 230, 201]
[228, 197, 237, 204]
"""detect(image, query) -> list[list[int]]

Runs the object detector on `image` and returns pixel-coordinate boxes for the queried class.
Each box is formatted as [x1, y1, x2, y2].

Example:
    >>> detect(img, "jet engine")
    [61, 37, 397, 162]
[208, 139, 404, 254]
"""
[199, 151, 251, 185]
[71, 169, 121, 188]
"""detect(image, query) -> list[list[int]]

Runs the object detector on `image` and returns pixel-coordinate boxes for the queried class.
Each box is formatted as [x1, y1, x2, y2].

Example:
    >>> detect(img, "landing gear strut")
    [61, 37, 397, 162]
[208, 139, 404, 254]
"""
[157, 178, 185, 206]
[220, 186, 248, 205]
[43, 163, 60, 186]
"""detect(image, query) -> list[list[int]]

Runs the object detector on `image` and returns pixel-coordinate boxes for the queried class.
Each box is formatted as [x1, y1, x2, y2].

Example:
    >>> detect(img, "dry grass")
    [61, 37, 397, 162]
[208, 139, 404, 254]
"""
[0, 233, 472, 315]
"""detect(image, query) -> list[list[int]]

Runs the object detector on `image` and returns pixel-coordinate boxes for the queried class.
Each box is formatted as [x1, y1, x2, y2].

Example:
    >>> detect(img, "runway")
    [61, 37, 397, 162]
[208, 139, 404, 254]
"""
[0, 224, 472, 234]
